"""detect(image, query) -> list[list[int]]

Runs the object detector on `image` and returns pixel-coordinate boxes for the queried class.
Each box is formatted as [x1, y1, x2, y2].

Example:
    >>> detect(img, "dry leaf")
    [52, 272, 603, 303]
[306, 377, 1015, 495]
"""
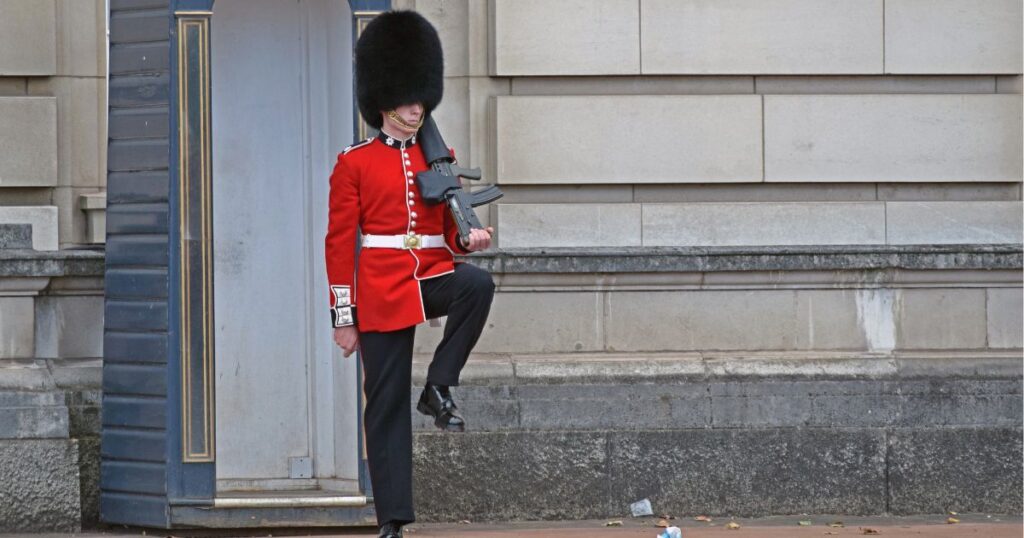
[798, 520, 812, 526]
[656, 519, 670, 528]
[861, 528, 880, 535]
[605, 520, 623, 527]
[947, 517, 960, 524]
[829, 521, 845, 528]
[660, 514, 676, 520]
[694, 515, 712, 522]
[726, 521, 741, 530]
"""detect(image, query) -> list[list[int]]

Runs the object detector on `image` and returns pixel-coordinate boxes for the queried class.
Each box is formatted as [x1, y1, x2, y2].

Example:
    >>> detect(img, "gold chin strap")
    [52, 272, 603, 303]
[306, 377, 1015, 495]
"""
[386, 109, 424, 130]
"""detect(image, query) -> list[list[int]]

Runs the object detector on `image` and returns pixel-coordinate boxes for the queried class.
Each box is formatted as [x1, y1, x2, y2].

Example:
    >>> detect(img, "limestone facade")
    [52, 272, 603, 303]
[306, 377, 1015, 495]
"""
[0, 0, 107, 531]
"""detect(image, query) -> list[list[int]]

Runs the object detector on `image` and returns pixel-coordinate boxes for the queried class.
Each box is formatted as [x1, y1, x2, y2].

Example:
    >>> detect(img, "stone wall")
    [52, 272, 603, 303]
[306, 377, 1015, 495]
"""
[395, 0, 1022, 251]
[396, 0, 1024, 521]
[0, 0, 108, 248]
[0, 250, 104, 532]
[0, 0, 108, 531]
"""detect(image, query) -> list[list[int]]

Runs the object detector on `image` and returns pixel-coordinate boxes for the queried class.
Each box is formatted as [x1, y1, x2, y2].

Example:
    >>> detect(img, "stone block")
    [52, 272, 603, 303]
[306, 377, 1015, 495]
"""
[514, 354, 705, 384]
[895, 351, 1023, 379]
[53, 187, 101, 247]
[0, 0, 56, 75]
[466, 0, 488, 77]
[512, 75, 753, 95]
[78, 435, 100, 527]
[0, 390, 69, 439]
[496, 185, 633, 204]
[0, 223, 31, 248]
[0, 77, 25, 95]
[634, 183, 877, 203]
[413, 431, 611, 521]
[495, 203, 641, 248]
[896, 289, 987, 350]
[641, 0, 882, 74]
[606, 289, 867, 352]
[468, 76, 509, 183]
[996, 74, 1023, 93]
[898, 393, 1022, 427]
[411, 394, 518, 432]
[416, 291, 603, 354]
[886, 201, 1023, 245]
[34, 296, 104, 359]
[432, 77, 469, 167]
[489, 0, 639, 76]
[415, 0, 469, 77]
[0, 97, 57, 186]
[885, 0, 1023, 74]
[765, 94, 1023, 182]
[56, 0, 106, 77]
[987, 288, 1023, 349]
[756, 75, 997, 94]
[608, 429, 886, 516]
[877, 182, 1021, 202]
[888, 427, 1023, 514]
[495, 95, 762, 184]
[703, 354, 898, 379]
[28, 77, 106, 188]
[0, 439, 81, 532]
[0, 297, 34, 359]
[0, 206, 58, 250]
[81, 192, 106, 244]
[517, 382, 710, 430]
[641, 202, 885, 246]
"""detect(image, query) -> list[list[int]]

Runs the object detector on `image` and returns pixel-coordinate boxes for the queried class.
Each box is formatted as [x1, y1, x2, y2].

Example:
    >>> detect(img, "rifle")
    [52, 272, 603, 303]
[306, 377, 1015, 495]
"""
[415, 116, 503, 244]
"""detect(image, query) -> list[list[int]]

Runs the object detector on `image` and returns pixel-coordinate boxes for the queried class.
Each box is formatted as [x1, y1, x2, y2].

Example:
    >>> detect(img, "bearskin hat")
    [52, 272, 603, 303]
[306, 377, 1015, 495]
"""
[355, 10, 444, 130]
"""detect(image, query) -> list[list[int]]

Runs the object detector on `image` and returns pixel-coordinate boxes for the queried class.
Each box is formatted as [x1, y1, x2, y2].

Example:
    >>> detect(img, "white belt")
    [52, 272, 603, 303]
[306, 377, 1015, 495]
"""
[361, 233, 446, 249]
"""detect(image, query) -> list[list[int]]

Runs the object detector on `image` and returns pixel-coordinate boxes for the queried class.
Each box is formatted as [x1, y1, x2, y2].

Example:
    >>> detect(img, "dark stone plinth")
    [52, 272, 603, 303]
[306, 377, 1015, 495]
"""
[0, 439, 81, 532]
[889, 427, 1023, 515]
[608, 429, 887, 517]
[413, 431, 611, 521]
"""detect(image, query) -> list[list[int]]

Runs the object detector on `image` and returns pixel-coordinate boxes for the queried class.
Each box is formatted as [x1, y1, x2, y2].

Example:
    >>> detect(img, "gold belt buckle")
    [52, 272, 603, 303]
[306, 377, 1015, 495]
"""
[403, 233, 422, 249]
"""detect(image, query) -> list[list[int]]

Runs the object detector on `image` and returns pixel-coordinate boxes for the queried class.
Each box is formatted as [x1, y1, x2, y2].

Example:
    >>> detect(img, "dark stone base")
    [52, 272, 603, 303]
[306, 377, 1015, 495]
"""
[412, 426, 1022, 521]
[0, 439, 82, 532]
[889, 427, 1023, 514]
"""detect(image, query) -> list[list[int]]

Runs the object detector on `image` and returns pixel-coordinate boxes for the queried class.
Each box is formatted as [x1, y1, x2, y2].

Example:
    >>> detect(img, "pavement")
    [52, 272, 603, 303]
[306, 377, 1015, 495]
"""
[9, 513, 1021, 538]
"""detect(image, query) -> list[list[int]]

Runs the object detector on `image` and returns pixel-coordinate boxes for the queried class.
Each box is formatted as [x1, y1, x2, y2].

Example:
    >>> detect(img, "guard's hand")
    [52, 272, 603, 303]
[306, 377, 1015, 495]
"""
[333, 326, 359, 357]
[461, 226, 493, 252]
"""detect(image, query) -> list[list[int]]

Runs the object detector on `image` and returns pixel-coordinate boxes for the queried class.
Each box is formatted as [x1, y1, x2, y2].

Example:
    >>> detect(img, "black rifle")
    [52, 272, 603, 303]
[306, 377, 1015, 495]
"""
[415, 116, 503, 244]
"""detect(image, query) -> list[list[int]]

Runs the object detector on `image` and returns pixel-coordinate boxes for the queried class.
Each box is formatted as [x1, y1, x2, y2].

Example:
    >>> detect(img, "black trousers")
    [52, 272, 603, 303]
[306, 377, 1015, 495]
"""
[358, 262, 495, 527]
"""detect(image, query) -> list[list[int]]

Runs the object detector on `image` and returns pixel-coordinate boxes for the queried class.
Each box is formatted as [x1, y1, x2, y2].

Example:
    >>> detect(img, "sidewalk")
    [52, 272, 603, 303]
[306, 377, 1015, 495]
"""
[14, 513, 1021, 538]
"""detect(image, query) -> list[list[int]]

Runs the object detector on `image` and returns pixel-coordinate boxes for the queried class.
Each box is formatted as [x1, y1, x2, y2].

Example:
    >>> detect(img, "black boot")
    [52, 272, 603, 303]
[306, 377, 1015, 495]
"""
[378, 521, 403, 538]
[417, 382, 466, 432]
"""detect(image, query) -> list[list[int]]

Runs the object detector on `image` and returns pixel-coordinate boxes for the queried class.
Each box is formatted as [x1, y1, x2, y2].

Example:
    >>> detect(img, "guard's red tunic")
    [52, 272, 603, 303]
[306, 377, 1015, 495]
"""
[325, 132, 469, 332]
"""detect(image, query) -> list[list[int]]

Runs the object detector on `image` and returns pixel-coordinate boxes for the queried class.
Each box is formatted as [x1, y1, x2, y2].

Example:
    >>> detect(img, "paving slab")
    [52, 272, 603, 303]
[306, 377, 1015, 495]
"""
[18, 514, 1021, 537]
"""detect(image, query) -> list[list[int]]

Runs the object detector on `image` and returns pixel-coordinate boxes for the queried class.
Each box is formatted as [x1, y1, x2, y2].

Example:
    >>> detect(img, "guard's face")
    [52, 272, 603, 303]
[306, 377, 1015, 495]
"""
[394, 102, 423, 124]
[381, 102, 424, 136]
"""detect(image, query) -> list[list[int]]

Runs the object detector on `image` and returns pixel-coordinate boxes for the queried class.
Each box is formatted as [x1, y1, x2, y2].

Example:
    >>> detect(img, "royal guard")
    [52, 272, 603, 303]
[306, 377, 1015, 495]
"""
[324, 10, 496, 538]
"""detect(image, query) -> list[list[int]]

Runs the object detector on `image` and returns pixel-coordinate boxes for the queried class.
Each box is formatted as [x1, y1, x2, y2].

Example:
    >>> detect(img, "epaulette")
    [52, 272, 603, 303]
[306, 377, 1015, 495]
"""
[342, 137, 374, 155]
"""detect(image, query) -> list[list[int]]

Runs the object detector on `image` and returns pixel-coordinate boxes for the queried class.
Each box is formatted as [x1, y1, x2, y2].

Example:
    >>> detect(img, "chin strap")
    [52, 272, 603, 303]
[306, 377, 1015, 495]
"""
[386, 109, 424, 130]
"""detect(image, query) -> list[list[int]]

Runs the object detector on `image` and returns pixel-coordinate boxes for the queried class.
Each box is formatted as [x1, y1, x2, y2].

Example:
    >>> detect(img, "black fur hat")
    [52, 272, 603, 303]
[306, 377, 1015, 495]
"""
[355, 10, 444, 130]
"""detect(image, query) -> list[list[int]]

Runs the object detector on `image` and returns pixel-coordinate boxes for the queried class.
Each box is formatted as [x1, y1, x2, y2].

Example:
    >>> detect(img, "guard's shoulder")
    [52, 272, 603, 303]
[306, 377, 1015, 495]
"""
[341, 137, 374, 156]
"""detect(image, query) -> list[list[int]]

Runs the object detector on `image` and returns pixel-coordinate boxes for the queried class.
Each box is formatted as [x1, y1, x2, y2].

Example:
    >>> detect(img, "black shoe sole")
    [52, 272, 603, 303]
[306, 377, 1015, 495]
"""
[417, 401, 465, 432]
